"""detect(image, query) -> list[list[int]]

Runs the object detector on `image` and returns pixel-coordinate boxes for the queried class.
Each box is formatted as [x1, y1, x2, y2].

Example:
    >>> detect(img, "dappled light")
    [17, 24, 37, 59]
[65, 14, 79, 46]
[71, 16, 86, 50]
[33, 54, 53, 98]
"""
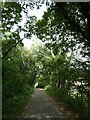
[38, 88, 44, 91]
[1, 1, 90, 119]
[21, 89, 64, 118]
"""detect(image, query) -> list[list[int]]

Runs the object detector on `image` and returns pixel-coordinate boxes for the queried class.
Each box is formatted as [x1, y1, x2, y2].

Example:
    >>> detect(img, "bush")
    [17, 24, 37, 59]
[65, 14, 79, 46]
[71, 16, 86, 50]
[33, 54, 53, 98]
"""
[2, 85, 34, 118]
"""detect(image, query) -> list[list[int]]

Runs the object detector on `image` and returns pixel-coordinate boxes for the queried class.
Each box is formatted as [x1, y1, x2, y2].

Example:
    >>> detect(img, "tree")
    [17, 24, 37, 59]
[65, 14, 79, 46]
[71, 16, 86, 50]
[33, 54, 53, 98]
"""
[1, 2, 37, 58]
[35, 2, 90, 118]
[2, 1, 90, 118]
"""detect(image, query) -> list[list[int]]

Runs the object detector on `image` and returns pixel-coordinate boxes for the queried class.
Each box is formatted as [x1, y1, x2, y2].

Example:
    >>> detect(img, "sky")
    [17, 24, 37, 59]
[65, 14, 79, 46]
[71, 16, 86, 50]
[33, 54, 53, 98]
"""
[22, 35, 44, 49]
[28, 4, 47, 20]
[21, 4, 47, 49]
[10, 2, 88, 61]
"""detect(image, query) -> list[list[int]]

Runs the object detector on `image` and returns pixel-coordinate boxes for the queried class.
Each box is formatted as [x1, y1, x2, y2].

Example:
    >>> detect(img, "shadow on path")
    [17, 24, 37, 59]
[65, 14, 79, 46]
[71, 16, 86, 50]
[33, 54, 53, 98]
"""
[21, 88, 64, 118]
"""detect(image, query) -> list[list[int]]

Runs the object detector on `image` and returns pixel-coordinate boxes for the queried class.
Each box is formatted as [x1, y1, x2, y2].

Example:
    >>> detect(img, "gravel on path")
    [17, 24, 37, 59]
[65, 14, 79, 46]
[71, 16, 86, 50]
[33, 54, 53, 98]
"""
[21, 88, 64, 119]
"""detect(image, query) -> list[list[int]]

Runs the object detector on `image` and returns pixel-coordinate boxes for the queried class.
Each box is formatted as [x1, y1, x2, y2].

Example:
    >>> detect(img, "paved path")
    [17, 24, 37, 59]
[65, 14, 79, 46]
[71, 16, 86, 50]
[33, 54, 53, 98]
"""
[21, 88, 64, 118]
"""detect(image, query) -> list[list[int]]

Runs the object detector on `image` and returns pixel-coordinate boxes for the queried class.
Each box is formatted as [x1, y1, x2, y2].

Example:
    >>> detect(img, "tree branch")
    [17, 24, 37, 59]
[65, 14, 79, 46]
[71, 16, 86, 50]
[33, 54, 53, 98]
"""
[2, 39, 23, 59]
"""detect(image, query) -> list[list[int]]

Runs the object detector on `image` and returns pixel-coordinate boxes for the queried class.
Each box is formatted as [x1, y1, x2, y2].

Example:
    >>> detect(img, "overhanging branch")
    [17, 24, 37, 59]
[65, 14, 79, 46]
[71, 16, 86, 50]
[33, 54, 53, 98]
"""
[2, 39, 23, 59]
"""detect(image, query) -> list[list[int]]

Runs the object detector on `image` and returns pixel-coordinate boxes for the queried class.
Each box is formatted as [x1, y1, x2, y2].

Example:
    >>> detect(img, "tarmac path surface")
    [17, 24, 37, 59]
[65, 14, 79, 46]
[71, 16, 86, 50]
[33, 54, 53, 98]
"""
[21, 88, 64, 119]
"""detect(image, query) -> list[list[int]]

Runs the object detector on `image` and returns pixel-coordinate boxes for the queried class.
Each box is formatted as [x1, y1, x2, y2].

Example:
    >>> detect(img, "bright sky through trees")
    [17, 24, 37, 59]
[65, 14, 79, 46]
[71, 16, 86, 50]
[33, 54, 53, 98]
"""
[21, 4, 47, 49]
[20, 3, 87, 61]
[22, 35, 43, 49]
[2, 2, 90, 118]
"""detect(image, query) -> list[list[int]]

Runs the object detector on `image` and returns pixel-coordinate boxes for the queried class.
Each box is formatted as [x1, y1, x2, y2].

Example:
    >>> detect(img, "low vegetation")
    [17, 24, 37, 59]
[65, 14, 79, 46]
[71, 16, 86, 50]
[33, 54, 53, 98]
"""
[1, 1, 90, 119]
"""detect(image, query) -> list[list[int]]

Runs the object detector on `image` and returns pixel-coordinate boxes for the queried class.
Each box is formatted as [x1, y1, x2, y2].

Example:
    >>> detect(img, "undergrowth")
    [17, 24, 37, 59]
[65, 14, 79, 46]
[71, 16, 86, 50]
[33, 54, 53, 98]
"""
[2, 85, 34, 118]
[45, 85, 88, 118]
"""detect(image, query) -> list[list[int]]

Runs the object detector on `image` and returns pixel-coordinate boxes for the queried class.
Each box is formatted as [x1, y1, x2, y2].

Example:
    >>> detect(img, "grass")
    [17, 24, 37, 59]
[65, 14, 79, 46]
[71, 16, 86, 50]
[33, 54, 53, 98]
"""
[2, 85, 34, 118]
[44, 85, 88, 118]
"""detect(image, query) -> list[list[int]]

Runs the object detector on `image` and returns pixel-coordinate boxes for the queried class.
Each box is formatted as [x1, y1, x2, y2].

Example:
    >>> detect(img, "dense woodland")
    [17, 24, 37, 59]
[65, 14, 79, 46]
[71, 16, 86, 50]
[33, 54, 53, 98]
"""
[1, 1, 90, 119]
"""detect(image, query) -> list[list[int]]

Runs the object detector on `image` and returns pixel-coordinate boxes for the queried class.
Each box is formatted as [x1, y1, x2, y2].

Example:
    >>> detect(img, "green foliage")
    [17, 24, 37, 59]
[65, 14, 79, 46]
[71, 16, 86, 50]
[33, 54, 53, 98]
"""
[2, 43, 36, 118]
[2, 2, 22, 35]
[3, 85, 34, 118]
[35, 2, 90, 57]
[45, 84, 88, 118]
[2, 1, 90, 119]
[39, 46, 89, 118]
[35, 3, 90, 118]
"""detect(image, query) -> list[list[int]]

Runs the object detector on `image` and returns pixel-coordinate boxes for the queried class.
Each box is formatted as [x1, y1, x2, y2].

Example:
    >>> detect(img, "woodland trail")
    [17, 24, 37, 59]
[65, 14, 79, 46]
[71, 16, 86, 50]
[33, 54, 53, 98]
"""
[20, 88, 64, 119]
